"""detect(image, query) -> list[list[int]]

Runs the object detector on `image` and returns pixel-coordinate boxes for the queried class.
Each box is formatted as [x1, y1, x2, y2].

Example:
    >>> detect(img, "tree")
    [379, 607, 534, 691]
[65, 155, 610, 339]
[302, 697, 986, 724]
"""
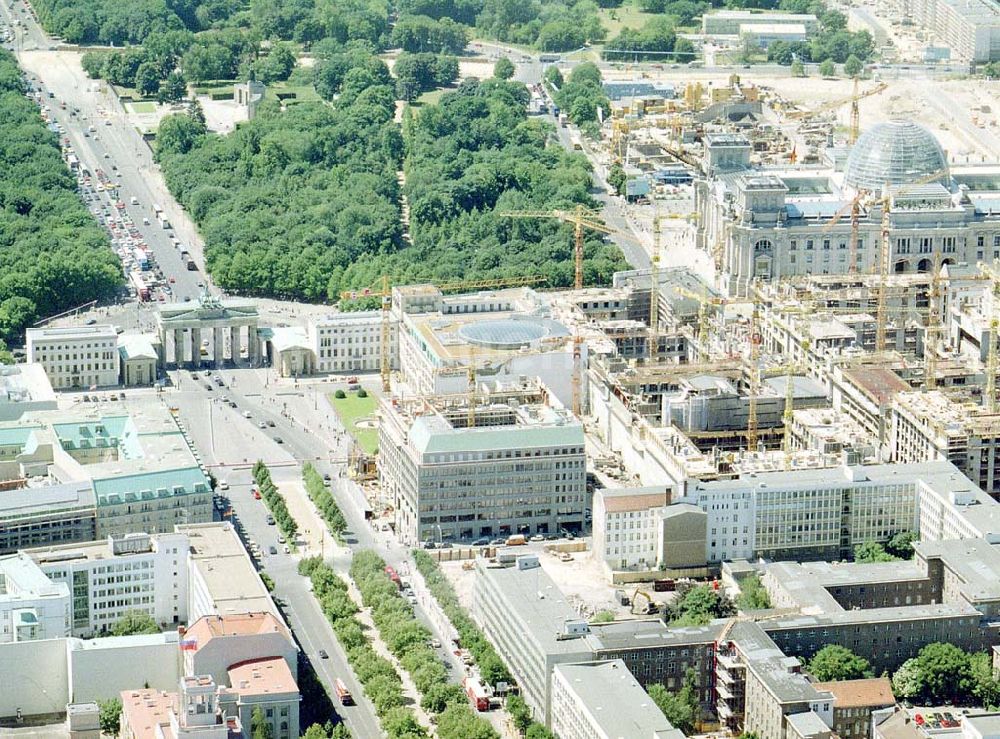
[111, 610, 160, 636]
[736, 576, 772, 611]
[155, 113, 206, 157]
[666, 582, 735, 625]
[819, 58, 836, 77]
[607, 164, 627, 196]
[421, 683, 466, 714]
[843, 54, 863, 77]
[494, 57, 515, 80]
[591, 610, 615, 623]
[807, 645, 872, 681]
[886, 531, 918, 559]
[892, 643, 975, 705]
[647, 671, 699, 734]
[334, 389, 347, 399]
[854, 540, 898, 563]
[158, 71, 187, 104]
[971, 651, 1000, 709]
[252, 707, 274, 739]
[507, 694, 532, 733]
[135, 61, 161, 96]
[525, 726, 555, 739]
[791, 58, 806, 77]
[99, 698, 123, 736]
[303, 725, 329, 739]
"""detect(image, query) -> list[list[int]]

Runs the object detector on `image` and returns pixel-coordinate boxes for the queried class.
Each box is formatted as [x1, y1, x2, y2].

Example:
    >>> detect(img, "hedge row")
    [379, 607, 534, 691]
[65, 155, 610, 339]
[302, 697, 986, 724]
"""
[302, 463, 348, 543]
[350, 550, 499, 739]
[297, 557, 425, 739]
[252, 461, 298, 542]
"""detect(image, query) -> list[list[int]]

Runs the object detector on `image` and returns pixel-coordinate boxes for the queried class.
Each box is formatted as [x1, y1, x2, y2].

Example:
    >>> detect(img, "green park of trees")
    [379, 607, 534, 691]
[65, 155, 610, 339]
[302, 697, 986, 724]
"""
[0, 50, 121, 343]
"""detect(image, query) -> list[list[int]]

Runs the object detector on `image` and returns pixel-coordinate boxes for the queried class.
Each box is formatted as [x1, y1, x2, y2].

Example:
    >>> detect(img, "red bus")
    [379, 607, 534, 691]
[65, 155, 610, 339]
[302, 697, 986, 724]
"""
[335, 679, 353, 705]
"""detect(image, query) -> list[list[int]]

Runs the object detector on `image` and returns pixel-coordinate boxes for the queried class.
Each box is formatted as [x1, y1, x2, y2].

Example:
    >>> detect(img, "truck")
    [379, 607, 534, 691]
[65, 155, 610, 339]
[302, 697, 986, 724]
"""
[464, 677, 490, 711]
[334, 679, 353, 706]
[129, 271, 150, 302]
[133, 248, 150, 270]
[384, 565, 402, 589]
[158, 214, 171, 230]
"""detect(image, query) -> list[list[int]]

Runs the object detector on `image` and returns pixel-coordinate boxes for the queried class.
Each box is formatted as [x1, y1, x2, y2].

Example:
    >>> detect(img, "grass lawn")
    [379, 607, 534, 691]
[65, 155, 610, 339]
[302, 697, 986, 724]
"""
[598, 1, 652, 37]
[128, 101, 158, 113]
[329, 391, 378, 455]
[413, 88, 448, 107]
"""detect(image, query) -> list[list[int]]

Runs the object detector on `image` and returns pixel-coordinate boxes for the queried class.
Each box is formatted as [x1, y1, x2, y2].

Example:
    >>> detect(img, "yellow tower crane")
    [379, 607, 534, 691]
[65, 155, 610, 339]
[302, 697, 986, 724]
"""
[500, 206, 620, 291]
[747, 282, 763, 452]
[341, 275, 548, 393]
[673, 286, 738, 362]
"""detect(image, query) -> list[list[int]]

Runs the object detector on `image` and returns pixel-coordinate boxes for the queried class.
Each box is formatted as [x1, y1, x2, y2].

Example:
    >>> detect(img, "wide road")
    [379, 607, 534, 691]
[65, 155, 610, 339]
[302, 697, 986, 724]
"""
[0, 0, 211, 303]
[170, 368, 481, 732]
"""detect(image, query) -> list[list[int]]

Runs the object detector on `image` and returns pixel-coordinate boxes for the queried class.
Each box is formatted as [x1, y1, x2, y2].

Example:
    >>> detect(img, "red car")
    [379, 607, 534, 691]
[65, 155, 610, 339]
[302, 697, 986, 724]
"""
[253, 490, 261, 500]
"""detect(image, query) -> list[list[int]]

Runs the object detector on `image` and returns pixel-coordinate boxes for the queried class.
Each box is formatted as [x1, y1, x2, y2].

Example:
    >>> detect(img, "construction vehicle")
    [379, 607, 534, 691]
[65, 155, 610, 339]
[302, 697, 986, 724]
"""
[631, 589, 658, 615]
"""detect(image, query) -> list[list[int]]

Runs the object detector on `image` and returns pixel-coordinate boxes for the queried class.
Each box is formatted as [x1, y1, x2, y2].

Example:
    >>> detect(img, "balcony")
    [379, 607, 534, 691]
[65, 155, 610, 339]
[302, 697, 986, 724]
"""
[717, 650, 742, 670]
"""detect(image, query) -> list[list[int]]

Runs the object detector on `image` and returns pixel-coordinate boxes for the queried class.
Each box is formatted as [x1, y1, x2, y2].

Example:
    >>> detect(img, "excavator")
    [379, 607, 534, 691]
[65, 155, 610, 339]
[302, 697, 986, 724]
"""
[631, 589, 659, 615]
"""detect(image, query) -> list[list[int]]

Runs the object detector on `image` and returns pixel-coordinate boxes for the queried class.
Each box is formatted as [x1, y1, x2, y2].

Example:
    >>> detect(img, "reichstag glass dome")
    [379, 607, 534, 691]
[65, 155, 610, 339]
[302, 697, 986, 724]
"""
[843, 120, 948, 192]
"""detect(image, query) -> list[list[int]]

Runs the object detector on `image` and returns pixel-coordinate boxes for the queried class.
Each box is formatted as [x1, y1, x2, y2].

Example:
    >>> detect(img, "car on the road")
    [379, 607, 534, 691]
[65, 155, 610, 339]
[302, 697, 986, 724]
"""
[490, 538, 506, 545]
[472, 537, 490, 546]
[273, 437, 283, 444]
[253, 490, 261, 500]
[266, 514, 275, 525]
[430, 638, 441, 648]
[277, 534, 285, 544]
[283, 544, 290, 554]
[267, 420, 275, 427]
[544, 533, 560, 541]
[529, 534, 544, 542]
[268, 545, 277, 555]
[191, 373, 199, 380]
[204, 383, 213, 391]
[242, 410, 252, 419]
[318, 650, 328, 659]
[258, 421, 267, 429]
[218, 481, 229, 490]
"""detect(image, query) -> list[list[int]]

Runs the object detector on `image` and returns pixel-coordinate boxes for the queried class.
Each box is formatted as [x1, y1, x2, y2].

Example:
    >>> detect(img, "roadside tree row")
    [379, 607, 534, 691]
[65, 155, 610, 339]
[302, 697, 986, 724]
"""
[252, 461, 298, 542]
[302, 463, 347, 543]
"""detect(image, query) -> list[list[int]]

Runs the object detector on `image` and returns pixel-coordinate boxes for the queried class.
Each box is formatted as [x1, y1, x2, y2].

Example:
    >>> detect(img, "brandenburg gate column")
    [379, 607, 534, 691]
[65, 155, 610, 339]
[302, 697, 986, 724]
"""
[231, 326, 241, 364]
[190, 327, 201, 368]
[173, 329, 185, 365]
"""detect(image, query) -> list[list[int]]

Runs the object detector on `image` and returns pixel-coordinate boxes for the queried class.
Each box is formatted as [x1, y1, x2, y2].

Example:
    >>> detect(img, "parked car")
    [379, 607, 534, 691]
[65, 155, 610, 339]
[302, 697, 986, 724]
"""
[318, 650, 328, 659]
[268, 545, 277, 555]
[266, 515, 275, 525]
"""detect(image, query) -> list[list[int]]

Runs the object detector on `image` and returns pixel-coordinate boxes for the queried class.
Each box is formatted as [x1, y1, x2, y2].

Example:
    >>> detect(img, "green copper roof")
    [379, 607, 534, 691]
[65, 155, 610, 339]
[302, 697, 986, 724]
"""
[93, 467, 210, 506]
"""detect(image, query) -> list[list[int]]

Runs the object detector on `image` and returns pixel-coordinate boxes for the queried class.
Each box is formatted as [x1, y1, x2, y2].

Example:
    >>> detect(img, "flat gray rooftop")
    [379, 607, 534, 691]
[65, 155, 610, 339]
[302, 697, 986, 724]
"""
[730, 621, 830, 705]
[554, 660, 680, 737]
[589, 618, 725, 652]
[915, 538, 1000, 602]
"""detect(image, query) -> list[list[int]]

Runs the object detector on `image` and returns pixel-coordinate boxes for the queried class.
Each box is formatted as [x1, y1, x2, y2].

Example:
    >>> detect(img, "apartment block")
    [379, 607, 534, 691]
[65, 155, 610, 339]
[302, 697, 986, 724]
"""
[890, 390, 1000, 498]
[811, 679, 895, 739]
[26, 532, 189, 637]
[379, 387, 586, 545]
[0, 481, 97, 554]
[27, 325, 119, 390]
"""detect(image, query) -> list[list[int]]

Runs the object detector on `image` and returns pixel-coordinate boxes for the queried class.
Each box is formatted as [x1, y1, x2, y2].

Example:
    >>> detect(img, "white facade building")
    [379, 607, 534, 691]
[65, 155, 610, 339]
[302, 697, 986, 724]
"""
[309, 310, 396, 374]
[0, 552, 70, 643]
[27, 532, 189, 637]
[26, 325, 119, 390]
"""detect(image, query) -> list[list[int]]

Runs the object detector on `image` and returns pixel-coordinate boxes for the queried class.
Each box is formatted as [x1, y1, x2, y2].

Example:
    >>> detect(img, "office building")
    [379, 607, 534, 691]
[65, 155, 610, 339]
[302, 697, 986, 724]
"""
[379, 385, 587, 545]
[890, 390, 1000, 498]
[550, 661, 682, 739]
[179, 523, 282, 624]
[0, 551, 70, 642]
[25, 532, 189, 637]
[117, 335, 159, 386]
[811, 679, 895, 739]
[181, 613, 296, 689]
[0, 480, 97, 554]
[309, 310, 396, 374]
[0, 401, 212, 542]
[226, 658, 300, 739]
[472, 559, 594, 726]
[26, 325, 119, 390]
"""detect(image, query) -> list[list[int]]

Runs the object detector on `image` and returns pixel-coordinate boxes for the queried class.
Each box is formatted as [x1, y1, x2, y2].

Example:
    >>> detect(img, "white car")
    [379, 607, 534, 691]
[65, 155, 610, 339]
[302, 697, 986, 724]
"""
[218, 481, 229, 490]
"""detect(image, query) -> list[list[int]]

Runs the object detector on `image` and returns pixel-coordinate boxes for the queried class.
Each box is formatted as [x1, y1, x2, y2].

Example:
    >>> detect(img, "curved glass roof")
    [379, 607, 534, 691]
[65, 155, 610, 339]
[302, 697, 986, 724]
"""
[843, 120, 948, 192]
[458, 319, 549, 349]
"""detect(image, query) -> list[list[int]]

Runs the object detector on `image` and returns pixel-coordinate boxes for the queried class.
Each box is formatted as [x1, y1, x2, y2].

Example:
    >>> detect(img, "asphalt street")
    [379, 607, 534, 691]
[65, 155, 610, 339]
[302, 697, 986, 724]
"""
[169, 367, 482, 733]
